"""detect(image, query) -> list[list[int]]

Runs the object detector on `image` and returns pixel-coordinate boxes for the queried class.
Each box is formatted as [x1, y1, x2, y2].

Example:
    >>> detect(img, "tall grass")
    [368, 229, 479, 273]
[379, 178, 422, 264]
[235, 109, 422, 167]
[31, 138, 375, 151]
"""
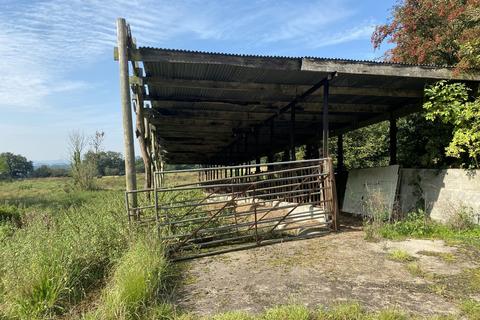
[91, 234, 170, 320]
[0, 187, 130, 319]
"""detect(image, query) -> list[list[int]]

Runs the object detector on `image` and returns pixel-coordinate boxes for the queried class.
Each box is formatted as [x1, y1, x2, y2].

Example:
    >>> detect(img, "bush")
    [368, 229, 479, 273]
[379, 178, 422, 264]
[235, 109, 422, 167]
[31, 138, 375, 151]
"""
[446, 206, 477, 231]
[0, 204, 21, 227]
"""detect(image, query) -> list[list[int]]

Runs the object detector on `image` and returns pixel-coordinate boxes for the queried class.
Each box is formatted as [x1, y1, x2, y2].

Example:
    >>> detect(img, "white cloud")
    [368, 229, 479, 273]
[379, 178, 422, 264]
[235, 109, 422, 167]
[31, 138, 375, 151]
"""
[0, 0, 374, 111]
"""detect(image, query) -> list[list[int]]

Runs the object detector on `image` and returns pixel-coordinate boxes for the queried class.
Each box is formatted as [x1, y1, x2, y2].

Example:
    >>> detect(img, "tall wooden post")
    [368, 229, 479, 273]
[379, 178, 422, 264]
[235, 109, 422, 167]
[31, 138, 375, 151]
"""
[322, 80, 330, 158]
[389, 115, 397, 165]
[117, 18, 137, 206]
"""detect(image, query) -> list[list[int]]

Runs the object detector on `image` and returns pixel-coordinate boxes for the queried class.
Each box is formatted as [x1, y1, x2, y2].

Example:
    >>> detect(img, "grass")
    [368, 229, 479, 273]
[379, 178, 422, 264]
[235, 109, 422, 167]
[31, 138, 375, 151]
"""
[376, 210, 480, 248]
[417, 251, 456, 263]
[387, 249, 417, 262]
[87, 235, 172, 320]
[0, 176, 144, 319]
[0, 175, 200, 320]
[461, 300, 480, 320]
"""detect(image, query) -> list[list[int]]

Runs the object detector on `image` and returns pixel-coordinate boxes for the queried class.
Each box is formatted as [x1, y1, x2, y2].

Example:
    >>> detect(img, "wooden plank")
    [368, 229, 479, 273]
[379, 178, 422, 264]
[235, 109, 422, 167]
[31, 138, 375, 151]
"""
[151, 101, 392, 113]
[125, 47, 303, 71]
[148, 115, 357, 127]
[148, 108, 377, 121]
[301, 58, 480, 81]
[145, 94, 420, 105]
[142, 77, 423, 98]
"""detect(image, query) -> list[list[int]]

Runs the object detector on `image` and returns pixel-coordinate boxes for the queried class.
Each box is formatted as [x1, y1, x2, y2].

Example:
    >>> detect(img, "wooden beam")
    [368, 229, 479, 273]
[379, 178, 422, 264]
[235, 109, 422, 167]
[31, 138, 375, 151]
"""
[148, 108, 375, 122]
[322, 80, 329, 157]
[140, 76, 422, 97]
[114, 47, 480, 81]
[116, 18, 137, 203]
[151, 101, 393, 113]
[145, 94, 420, 106]
[141, 77, 423, 98]
[301, 58, 480, 81]
[122, 47, 303, 71]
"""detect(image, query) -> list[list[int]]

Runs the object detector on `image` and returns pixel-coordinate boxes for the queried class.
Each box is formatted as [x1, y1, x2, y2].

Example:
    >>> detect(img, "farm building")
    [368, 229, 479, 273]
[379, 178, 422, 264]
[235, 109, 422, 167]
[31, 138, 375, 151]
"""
[115, 18, 480, 259]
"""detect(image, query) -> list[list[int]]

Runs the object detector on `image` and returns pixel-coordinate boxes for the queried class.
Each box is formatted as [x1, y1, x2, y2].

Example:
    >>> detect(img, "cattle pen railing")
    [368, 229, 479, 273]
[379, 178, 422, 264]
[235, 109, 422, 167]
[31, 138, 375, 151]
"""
[125, 158, 339, 260]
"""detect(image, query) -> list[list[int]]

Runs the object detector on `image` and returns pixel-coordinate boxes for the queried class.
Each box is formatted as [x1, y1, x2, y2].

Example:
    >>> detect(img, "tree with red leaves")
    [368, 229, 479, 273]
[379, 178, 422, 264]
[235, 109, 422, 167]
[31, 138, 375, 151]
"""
[372, 0, 480, 72]
[371, 0, 480, 168]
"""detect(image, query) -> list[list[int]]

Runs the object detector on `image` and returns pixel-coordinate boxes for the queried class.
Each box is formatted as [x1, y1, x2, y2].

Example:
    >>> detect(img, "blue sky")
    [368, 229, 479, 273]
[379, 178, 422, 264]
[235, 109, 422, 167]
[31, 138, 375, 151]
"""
[0, 0, 395, 162]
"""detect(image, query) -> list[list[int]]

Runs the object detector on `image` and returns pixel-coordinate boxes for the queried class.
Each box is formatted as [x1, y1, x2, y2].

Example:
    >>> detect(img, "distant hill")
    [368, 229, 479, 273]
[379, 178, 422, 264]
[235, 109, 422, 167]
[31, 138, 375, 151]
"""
[33, 160, 69, 169]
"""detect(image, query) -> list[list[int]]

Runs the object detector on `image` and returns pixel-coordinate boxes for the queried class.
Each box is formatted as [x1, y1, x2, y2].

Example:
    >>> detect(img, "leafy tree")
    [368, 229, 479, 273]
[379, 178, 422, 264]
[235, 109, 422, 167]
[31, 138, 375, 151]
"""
[0, 156, 8, 179]
[332, 122, 390, 170]
[85, 151, 125, 176]
[0, 152, 33, 179]
[32, 165, 69, 178]
[372, 0, 480, 71]
[423, 80, 480, 167]
[32, 165, 53, 178]
[135, 156, 145, 173]
[397, 114, 455, 168]
[369, 0, 480, 169]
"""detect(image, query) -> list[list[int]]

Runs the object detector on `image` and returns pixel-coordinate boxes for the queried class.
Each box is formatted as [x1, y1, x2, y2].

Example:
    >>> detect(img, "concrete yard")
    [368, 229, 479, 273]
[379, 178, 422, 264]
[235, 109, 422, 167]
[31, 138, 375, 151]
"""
[173, 223, 480, 318]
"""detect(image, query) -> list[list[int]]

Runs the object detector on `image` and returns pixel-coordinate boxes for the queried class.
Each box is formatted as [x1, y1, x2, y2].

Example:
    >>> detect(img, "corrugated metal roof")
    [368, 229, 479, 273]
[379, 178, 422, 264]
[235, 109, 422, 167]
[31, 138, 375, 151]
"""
[140, 46, 454, 69]
[135, 46, 477, 164]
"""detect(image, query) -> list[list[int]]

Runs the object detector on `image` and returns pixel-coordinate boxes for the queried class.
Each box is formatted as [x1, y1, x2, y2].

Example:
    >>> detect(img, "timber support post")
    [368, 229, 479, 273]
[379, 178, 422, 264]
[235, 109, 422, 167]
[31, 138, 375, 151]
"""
[117, 18, 137, 208]
[322, 79, 330, 157]
[389, 114, 397, 165]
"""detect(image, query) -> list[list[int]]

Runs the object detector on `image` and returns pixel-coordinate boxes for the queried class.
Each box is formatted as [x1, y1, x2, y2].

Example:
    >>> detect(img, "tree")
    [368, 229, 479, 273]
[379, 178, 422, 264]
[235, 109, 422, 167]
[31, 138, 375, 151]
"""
[0, 153, 33, 179]
[372, 0, 480, 72]
[329, 122, 390, 170]
[0, 156, 8, 179]
[68, 131, 96, 190]
[32, 165, 69, 178]
[370, 0, 480, 169]
[135, 156, 145, 173]
[85, 151, 125, 176]
[423, 80, 480, 167]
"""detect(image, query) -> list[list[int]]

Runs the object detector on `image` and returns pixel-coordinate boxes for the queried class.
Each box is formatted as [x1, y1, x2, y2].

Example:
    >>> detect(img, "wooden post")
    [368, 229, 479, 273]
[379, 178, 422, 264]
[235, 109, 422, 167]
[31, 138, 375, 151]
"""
[337, 134, 344, 171]
[117, 18, 137, 206]
[322, 80, 329, 158]
[389, 115, 397, 165]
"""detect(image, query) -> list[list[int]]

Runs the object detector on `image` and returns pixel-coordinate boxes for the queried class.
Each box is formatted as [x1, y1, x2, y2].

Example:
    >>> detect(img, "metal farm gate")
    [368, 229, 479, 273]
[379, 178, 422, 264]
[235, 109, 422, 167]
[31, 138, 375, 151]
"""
[125, 158, 338, 260]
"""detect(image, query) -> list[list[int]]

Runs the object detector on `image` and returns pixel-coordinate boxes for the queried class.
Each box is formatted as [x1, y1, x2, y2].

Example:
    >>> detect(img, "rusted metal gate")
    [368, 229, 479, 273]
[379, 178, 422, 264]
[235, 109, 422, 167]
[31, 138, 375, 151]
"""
[126, 158, 338, 260]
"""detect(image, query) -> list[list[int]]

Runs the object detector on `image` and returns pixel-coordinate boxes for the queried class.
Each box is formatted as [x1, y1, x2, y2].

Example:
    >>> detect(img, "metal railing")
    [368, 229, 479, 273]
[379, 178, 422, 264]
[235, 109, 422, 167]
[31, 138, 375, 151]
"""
[125, 158, 338, 260]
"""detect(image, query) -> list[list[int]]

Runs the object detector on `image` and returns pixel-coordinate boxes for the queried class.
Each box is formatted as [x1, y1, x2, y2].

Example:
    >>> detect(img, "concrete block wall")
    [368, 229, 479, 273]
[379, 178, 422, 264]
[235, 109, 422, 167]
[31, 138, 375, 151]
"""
[398, 169, 480, 223]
